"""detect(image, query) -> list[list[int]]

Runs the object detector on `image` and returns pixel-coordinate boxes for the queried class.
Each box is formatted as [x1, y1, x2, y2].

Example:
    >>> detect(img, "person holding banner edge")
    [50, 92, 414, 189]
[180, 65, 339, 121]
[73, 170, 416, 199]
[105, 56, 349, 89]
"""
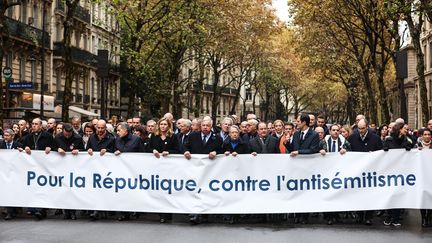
[147, 117, 179, 223]
[382, 122, 414, 227]
[184, 117, 223, 225]
[287, 113, 320, 224]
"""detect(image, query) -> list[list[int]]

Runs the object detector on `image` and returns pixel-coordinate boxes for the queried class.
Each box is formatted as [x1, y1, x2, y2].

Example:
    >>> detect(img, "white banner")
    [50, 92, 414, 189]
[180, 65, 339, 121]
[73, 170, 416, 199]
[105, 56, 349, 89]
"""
[0, 149, 431, 213]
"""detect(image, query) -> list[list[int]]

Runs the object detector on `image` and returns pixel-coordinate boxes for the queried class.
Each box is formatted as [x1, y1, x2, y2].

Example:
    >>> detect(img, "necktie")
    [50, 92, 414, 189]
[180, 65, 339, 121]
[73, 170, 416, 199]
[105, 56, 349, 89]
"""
[300, 132, 304, 141]
[202, 134, 207, 144]
[332, 141, 336, 153]
[7, 143, 11, 149]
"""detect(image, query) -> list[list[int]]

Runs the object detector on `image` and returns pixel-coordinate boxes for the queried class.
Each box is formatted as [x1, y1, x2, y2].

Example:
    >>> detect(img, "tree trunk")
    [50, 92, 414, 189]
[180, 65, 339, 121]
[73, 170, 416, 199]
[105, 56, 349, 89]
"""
[61, 0, 79, 122]
[406, 16, 429, 125]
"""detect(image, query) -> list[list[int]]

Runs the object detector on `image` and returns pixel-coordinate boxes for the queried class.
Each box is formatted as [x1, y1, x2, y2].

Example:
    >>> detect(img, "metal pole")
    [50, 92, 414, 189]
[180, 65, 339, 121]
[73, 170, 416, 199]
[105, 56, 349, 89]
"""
[40, 0, 47, 118]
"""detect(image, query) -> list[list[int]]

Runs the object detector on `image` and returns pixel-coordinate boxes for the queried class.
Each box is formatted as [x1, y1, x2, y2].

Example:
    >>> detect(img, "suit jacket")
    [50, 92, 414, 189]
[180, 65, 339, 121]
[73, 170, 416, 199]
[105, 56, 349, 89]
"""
[53, 133, 85, 151]
[249, 135, 279, 154]
[86, 132, 116, 152]
[115, 133, 144, 152]
[0, 140, 23, 149]
[175, 131, 191, 154]
[147, 134, 179, 154]
[184, 131, 223, 154]
[289, 129, 320, 154]
[348, 131, 382, 152]
[324, 135, 351, 152]
[22, 131, 53, 150]
[221, 138, 251, 154]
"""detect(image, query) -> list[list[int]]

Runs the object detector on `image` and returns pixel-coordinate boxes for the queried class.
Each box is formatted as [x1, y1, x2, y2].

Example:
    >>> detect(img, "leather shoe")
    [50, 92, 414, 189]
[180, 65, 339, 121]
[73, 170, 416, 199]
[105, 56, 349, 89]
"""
[70, 214, 77, 220]
[34, 212, 43, 220]
[327, 219, 333, 225]
[4, 213, 13, 220]
[117, 215, 129, 221]
[365, 219, 372, 226]
[189, 215, 201, 225]
[89, 212, 99, 220]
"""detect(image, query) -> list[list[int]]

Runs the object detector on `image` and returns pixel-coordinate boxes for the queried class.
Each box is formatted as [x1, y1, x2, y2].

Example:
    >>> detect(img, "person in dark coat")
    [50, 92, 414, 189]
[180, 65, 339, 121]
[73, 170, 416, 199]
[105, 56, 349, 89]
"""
[382, 122, 414, 227]
[222, 125, 250, 156]
[1, 129, 23, 220]
[184, 118, 223, 225]
[114, 123, 144, 155]
[417, 128, 432, 227]
[147, 117, 179, 223]
[87, 120, 116, 155]
[21, 118, 54, 220]
[348, 118, 383, 226]
[114, 122, 143, 221]
[288, 114, 320, 224]
[86, 120, 116, 220]
[249, 122, 279, 155]
[175, 119, 192, 154]
[221, 125, 250, 224]
[52, 123, 85, 220]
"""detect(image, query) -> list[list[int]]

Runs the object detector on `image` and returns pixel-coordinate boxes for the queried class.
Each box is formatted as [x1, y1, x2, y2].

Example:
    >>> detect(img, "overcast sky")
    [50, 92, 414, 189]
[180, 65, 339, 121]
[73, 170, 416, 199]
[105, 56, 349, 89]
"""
[272, 0, 289, 23]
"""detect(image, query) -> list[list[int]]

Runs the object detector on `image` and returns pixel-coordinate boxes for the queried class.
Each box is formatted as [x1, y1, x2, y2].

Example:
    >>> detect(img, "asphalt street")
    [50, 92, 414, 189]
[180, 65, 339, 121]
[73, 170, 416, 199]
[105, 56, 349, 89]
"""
[1, 210, 432, 243]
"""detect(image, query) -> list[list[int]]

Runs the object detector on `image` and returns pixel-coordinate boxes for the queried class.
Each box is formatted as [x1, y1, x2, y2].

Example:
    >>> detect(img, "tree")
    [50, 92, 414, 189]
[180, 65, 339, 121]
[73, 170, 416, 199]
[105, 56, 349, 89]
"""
[60, 0, 82, 122]
[387, 0, 432, 125]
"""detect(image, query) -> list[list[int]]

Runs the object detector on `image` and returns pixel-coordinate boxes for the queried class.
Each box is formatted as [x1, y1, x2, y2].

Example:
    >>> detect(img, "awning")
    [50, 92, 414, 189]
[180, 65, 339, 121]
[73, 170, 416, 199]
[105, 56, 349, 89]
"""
[69, 106, 100, 117]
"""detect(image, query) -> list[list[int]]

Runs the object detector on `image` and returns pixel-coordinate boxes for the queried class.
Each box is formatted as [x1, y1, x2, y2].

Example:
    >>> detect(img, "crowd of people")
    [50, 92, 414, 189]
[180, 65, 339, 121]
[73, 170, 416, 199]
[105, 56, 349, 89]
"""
[1, 112, 432, 227]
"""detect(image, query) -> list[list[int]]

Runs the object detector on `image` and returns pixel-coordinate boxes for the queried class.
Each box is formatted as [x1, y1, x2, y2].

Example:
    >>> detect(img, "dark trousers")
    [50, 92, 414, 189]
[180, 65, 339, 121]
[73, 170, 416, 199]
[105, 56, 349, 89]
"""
[357, 210, 373, 221]
[386, 209, 401, 222]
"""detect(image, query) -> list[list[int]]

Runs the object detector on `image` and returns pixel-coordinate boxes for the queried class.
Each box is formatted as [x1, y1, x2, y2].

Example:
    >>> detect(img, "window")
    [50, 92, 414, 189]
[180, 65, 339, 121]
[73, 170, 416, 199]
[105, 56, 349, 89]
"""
[32, 4, 38, 28]
[21, 0, 27, 23]
[246, 88, 252, 100]
[430, 42, 432, 69]
[19, 58, 26, 81]
[91, 77, 95, 98]
[31, 61, 37, 83]
[7, 5, 13, 17]
[5, 52, 12, 67]
[56, 70, 62, 91]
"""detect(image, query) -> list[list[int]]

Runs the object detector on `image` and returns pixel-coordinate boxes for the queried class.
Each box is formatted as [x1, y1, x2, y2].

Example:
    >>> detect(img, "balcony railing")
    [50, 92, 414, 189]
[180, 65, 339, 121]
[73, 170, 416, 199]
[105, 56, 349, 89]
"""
[5, 17, 50, 46]
[56, 0, 91, 24]
[53, 42, 97, 66]
[201, 84, 238, 95]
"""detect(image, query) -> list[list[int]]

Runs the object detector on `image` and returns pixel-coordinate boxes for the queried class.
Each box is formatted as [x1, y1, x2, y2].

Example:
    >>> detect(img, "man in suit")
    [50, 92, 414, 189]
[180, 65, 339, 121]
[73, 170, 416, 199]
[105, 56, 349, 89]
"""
[242, 119, 259, 142]
[289, 114, 320, 156]
[249, 122, 279, 154]
[348, 118, 382, 226]
[219, 117, 233, 142]
[289, 114, 320, 224]
[322, 124, 351, 225]
[184, 118, 223, 224]
[87, 120, 116, 220]
[316, 114, 329, 136]
[21, 118, 54, 220]
[1, 129, 23, 220]
[176, 119, 192, 154]
[52, 123, 85, 220]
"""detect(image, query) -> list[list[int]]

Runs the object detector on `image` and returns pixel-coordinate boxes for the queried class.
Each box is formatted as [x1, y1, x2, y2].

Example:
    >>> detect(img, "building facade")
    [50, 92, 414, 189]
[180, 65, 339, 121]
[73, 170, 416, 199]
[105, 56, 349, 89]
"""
[391, 19, 432, 128]
[2, 0, 121, 124]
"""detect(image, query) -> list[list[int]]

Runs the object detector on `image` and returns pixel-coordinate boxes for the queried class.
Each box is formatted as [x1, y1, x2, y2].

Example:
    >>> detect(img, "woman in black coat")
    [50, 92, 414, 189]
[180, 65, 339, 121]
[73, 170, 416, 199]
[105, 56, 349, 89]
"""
[222, 125, 250, 156]
[417, 128, 432, 227]
[147, 117, 179, 223]
[221, 125, 250, 224]
[382, 122, 414, 227]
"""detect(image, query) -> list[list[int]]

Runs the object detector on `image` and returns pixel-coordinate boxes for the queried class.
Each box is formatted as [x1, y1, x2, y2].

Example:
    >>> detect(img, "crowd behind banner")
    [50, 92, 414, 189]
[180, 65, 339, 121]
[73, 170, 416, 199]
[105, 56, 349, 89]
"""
[1, 112, 432, 228]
